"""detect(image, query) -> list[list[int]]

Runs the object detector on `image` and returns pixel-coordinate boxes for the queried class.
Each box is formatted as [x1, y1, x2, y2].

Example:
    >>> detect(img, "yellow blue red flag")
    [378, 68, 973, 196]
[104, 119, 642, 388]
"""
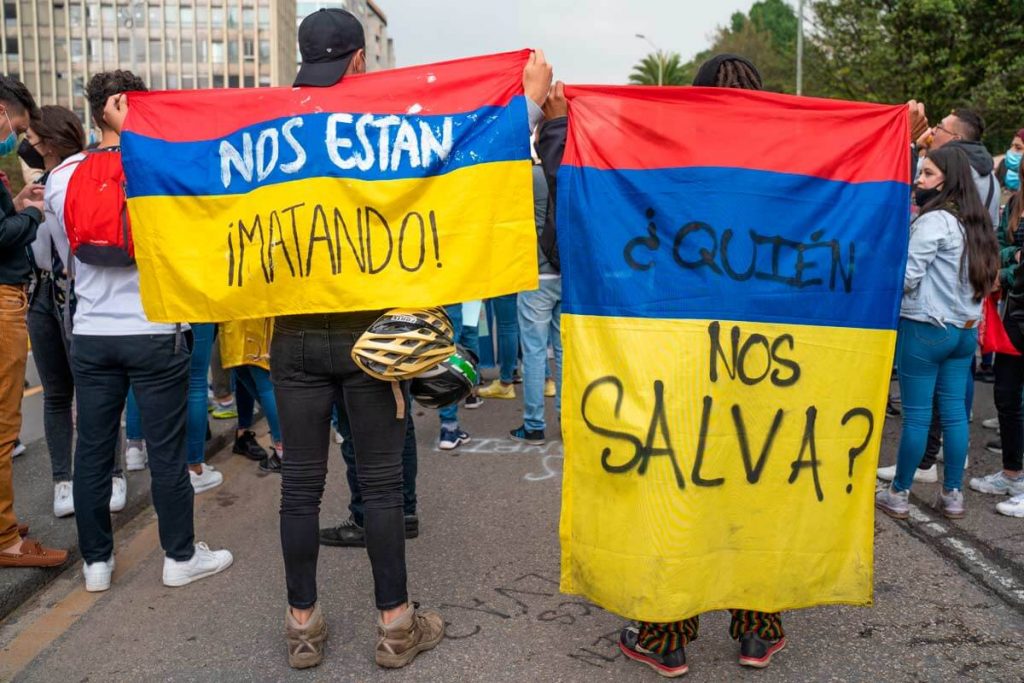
[557, 85, 909, 621]
[120, 50, 538, 322]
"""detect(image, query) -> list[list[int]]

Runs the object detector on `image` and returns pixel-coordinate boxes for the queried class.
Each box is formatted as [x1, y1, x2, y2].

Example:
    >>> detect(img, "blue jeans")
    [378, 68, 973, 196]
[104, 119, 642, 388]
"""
[234, 365, 281, 443]
[518, 278, 562, 432]
[491, 294, 520, 383]
[895, 318, 978, 492]
[125, 386, 142, 441]
[439, 304, 479, 425]
[186, 323, 216, 465]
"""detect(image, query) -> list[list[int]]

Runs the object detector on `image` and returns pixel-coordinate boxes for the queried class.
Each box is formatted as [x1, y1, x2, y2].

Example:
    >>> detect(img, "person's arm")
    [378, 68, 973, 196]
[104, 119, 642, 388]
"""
[0, 184, 42, 250]
[29, 218, 52, 271]
[44, 164, 73, 267]
[904, 213, 945, 293]
[522, 49, 552, 130]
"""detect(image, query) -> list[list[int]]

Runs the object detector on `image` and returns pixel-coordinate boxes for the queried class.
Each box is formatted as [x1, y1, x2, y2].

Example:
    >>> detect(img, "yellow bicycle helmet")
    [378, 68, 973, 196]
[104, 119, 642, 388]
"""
[352, 307, 456, 381]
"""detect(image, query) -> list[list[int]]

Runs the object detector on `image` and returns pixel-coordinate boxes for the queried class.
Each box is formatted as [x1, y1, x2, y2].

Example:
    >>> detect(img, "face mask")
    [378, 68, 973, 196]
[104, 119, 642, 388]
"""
[1007, 150, 1022, 170]
[0, 109, 17, 157]
[914, 187, 941, 208]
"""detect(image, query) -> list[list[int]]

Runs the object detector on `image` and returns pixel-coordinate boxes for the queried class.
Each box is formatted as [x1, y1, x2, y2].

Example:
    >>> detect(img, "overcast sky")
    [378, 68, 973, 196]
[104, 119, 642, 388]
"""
[383, 0, 758, 85]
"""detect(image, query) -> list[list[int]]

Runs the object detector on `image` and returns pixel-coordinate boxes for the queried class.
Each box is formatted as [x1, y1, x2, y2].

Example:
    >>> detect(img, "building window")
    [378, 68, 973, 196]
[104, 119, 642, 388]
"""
[213, 74, 224, 88]
[149, 39, 160, 61]
[182, 74, 194, 90]
[227, 6, 237, 28]
[181, 6, 193, 27]
[242, 8, 254, 28]
[69, 4, 83, 28]
[101, 4, 115, 25]
[103, 38, 115, 62]
[228, 74, 239, 88]
[259, 39, 270, 61]
[118, 40, 130, 62]
[198, 74, 209, 88]
[211, 7, 223, 26]
[3, 36, 16, 58]
[243, 75, 255, 88]
[182, 39, 193, 64]
[197, 40, 208, 63]
[70, 38, 83, 63]
[150, 72, 162, 89]
[211, 40, 224, 63]
[165, 40, 177, 61]
[148, 5, 161, 28]
[259, 76, 271, 87]
[167, 73, 179, 89]
[258, 6, 269, 28]
[243, 38, 254, 59]
[228, 40, 238, 61]
[86, 3, 99, 27]
[164, 3, 178, 26]
[134, 39, 146, 63]
[73, 76, 84, 97]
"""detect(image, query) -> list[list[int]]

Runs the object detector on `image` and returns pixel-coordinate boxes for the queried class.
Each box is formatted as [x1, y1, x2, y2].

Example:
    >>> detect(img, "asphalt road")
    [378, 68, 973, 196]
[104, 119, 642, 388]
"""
[2, 377, 1024, 682]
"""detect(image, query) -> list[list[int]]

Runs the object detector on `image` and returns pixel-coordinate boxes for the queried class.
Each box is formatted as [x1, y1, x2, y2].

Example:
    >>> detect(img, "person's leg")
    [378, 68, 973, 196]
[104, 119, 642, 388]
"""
[638, 617, 700, 652]
[493, 294, 519, 383]
[126, 334, 195, 560]
[26, 287, 74, 482]
[342, 370, 409, 612]
[401, 411, 417, 518]
[550, 279, 563, 416]
[209, 332, 234, 409]
[994, 352, 1024, 475]
[730, 610, 786, 667]
[186, 324, 216, 468]
[893, 320, 950, 492]
[0, 286, 29, 551]
[70, 335, 128, 562]
[248, 365, 282, 445]
[125, 387, 143, 441]
[920, 392, 941, 469]
[620, 616, 696, 676]
[272, 328, 335, 612]
[235, 370, 256, 431]
[517, 285, 553, 434]
[438, 305, 466, 447]
[936, 328, 977, 492]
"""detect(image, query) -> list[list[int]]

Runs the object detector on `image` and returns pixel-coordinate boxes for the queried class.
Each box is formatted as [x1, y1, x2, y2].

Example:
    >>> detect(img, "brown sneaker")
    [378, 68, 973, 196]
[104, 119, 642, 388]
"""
[375, 602, 444, 669]
[285, 604, 327, 669]
[0, 538, 68, 568]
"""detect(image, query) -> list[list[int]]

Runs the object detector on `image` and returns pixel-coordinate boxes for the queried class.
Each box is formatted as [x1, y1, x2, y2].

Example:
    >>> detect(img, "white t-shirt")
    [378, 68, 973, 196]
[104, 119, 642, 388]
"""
[46, 151, 181, 336]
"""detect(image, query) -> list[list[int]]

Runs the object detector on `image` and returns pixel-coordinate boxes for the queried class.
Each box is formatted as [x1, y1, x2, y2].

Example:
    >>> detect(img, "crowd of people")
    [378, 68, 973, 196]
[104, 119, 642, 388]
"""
[0, 5, 1023, 679]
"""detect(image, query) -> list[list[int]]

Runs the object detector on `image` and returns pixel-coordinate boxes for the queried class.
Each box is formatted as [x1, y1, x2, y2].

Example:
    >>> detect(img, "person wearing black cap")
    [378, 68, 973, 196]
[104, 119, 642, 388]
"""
[273, 7, 553, 670]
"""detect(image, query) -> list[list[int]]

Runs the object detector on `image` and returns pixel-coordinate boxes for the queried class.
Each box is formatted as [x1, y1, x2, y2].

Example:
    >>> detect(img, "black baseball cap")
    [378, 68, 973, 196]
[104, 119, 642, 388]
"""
[294, 8, 366, 87]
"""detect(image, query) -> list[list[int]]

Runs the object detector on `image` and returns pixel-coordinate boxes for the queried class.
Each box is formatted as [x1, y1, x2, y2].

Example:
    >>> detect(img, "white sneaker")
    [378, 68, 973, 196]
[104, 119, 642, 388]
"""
[162, 542, 233, 587]
[969, 470, 1024, 496]
[12, 440, 26, 457]
[982, 417, 1000, 431]
[334, 429, 343, 444]
[996, 494, 1024, 518]
[125, 441, 147, 471]
[876, 464, 938, 483]
[109, 476, 127, 512]
[83, 556, 115, 592]
[53, 481, 74, 518]
[189, 463, 224, 494]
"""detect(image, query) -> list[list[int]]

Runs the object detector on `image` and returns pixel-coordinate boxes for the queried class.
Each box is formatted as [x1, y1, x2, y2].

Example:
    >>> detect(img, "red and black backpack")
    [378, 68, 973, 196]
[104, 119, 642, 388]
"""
[63, 147, 135, 266]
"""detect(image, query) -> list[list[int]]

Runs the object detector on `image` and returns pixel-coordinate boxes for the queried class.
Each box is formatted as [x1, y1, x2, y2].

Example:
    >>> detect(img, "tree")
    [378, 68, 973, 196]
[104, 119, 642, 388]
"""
[808, 0, 1024, 147]
[629, 51, 690, 86]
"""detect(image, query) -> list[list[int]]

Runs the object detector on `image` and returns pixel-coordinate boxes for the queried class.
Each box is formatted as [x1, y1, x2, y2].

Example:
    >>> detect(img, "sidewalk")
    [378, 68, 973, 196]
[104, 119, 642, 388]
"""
[0, 412, 256, 621]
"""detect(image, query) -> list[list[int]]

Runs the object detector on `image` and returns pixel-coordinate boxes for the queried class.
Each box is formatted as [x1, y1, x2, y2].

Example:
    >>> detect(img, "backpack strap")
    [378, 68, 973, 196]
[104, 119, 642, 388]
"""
[986, 174, 996, 212]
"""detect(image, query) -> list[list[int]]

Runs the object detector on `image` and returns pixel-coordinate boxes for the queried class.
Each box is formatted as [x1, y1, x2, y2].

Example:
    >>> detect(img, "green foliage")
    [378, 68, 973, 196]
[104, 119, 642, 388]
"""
[628, 51, 691, 86]
[630, 0, 1024, 149]
[808, 0, 1024, 147]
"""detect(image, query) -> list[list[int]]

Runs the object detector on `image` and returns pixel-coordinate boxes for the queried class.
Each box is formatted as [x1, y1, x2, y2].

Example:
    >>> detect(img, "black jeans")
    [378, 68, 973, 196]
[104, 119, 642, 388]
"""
[994, 314, 1024, 473]
[272, 313, 408, 611]
[70, 333, 195, 563]
[339, 400, 417, 526]
[26, 277, 74, 482]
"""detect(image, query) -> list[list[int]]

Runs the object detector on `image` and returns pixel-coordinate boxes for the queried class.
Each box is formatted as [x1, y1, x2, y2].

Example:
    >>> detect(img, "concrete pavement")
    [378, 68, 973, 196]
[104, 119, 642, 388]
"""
[1, 377, 1024, 681]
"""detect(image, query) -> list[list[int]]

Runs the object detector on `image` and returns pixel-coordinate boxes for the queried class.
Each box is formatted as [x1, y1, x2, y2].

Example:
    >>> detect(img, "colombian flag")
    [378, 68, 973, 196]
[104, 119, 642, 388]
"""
[120, 50, 538, 322]
[557, 86, 910, 621]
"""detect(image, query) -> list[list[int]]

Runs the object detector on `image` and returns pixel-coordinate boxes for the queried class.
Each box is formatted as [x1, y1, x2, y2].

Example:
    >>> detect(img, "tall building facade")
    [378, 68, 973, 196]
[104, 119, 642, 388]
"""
[296, 0, 394, 71]
[0, 1, 297, 124]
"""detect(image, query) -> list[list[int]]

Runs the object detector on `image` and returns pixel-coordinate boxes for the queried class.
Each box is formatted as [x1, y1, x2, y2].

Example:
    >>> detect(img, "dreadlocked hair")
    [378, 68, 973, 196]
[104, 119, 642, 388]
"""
[714, 59, 763, 91]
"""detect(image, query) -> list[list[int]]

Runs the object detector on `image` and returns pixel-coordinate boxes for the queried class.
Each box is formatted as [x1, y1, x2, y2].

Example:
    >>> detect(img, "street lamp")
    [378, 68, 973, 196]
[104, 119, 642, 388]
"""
[635, 33, 663, 86]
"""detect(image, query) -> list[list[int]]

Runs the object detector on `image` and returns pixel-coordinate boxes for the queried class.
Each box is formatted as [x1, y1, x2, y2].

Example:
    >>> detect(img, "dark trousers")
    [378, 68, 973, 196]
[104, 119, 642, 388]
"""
[339, 403, 417, 527]
[272, 314, 408, 611]
[995, 315, 1024, 474]
[639, 611, 784, 653]
[71, 333, 194, 563]
[26, 278, 74, 482]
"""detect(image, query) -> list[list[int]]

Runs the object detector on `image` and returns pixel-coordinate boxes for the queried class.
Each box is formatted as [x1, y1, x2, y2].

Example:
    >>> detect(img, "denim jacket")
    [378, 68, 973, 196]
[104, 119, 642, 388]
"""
[900, 209, 982, 327]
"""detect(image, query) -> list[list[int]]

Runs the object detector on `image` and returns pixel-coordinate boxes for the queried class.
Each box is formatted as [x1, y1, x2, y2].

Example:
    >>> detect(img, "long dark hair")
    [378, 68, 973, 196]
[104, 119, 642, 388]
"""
[31, 105, 85, 161]
[920, 145, 999, 301]
[1009, 184, 1022, 245]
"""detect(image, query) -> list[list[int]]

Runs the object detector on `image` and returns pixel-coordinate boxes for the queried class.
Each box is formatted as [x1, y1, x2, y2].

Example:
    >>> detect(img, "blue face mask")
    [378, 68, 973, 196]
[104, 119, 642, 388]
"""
[0, 109, 16, 156]
[1007, 150, 1023, 170]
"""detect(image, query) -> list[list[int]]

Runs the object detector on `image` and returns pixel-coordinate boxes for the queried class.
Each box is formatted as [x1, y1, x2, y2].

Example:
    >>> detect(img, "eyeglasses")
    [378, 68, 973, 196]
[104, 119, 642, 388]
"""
[933, 124, 959, 139]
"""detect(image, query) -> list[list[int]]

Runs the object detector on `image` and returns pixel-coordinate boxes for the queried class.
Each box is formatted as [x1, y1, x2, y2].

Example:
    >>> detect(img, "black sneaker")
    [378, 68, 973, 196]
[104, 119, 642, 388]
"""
[259, 452, 283, 473]
[464, 395, 484, 410]
[320, 517, 365, 547]
[320, 515, 420, 547]
[885, 399, 901, 417]
[987, 439, 1004, 455]
[234, 430, 268, 461]
[510, 425, 545, 445]
[618, 625, 687, 678]
[738, 632, 786, 668]
[976, 367, 996, 384]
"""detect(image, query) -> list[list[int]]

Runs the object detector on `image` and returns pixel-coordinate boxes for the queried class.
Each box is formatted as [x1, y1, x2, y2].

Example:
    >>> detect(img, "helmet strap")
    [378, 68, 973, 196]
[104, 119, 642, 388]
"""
[391, 381, 406, 420]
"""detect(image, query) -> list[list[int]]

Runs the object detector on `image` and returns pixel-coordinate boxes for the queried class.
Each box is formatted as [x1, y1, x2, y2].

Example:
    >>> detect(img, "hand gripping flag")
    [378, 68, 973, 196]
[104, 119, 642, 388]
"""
[557, 85, 909, 621]
[120, 50, 538, 322]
